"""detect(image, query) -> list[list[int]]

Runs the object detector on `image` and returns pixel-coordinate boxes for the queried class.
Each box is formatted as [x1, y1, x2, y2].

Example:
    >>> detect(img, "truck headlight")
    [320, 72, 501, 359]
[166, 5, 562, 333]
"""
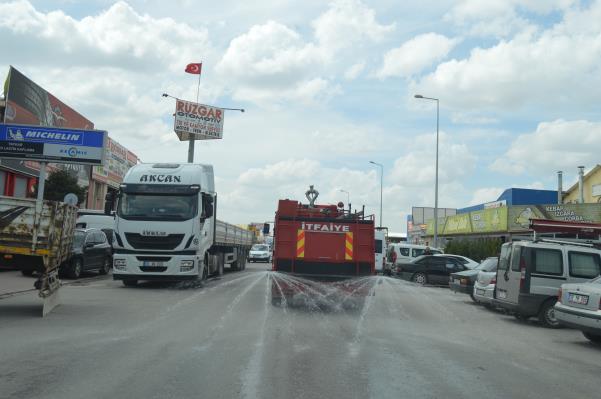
[180, 260, 194, 272]
[114, 259, 126, 270]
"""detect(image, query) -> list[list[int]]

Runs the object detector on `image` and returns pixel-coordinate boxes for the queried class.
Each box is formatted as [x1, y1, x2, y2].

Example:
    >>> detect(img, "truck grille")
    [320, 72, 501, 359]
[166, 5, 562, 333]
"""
[124, 233, 184, 250]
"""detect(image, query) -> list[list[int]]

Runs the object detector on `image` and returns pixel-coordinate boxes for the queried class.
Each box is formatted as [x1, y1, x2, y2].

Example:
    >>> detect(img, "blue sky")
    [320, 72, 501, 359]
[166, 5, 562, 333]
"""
[2, 0, 600, 232]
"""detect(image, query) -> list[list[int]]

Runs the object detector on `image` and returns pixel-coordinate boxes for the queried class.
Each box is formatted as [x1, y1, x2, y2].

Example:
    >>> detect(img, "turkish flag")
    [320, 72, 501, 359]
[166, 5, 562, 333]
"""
[185, 63, 202, 75]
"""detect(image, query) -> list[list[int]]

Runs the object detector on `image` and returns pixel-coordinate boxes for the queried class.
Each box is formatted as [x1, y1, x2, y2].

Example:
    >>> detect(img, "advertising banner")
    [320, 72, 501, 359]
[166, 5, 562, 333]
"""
[3, 66, 97, 183]
[174, 99, 224, 141]
[0, 124, 106, 165]
[92, 137, 138, 187]
[426, 207, 508, 235]
[508, 204, 601, 231]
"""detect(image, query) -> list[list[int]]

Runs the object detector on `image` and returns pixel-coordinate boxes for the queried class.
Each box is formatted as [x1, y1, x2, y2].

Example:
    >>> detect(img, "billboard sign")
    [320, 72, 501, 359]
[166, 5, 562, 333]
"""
[427, 207, 509, 235]
[508, 204, 601, 231]
[174, 99, 224, 141]
[0, 123, 106, 165]
[93, 137, 138, 187]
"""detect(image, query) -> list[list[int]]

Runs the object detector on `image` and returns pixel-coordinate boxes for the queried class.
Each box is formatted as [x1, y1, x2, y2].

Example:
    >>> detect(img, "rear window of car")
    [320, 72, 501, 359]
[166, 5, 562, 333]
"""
[568, 251, 600, 279]
[399, 247, 410, 256]
[510, 246, 522, 272]
[375, 239, 383, 254]
[532, 248, 563, 275]
[498, 244, 511, 270]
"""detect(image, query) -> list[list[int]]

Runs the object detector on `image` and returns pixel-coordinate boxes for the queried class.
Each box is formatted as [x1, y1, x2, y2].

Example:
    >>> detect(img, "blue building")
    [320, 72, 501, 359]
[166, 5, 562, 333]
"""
[458, 188, 558, 214]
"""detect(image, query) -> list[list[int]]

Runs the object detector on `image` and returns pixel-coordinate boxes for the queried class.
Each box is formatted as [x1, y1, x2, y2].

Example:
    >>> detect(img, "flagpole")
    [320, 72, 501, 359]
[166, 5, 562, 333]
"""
[188, 61, 202, 163]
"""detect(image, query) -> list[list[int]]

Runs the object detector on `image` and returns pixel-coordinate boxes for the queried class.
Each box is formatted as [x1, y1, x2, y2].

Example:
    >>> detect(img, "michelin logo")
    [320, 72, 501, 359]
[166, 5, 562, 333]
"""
[7, 127, 83, 145]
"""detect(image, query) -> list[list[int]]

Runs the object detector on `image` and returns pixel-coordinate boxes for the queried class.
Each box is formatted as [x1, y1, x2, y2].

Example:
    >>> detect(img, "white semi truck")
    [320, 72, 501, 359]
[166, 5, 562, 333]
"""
[111, 163, 254, 286]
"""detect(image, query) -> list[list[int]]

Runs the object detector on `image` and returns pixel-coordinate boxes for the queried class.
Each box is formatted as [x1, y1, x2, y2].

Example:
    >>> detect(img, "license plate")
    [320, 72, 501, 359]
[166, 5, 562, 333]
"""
[498, 290, 507, 299]
[143, 261, 165, 267]
[476, 289, 485, 295]
[568, 293, 589, 305]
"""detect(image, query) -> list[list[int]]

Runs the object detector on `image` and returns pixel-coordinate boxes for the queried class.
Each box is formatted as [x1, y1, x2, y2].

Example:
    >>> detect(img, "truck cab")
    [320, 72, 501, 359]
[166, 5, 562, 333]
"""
[112, 163, 216, 285]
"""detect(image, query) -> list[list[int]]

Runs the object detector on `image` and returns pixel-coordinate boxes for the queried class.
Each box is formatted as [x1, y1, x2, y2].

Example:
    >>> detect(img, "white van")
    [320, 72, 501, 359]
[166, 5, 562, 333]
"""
[75, 213, 115, 245]
[374, 229, 387, 274]
[493, 239, 601, 328]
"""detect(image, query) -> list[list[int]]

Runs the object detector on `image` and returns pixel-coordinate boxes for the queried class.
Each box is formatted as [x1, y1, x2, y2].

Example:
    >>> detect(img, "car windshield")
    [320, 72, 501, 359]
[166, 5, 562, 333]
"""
[252, 245, 269, 251]
[72, 231, 85, 248]
[117, 193, 198, 221]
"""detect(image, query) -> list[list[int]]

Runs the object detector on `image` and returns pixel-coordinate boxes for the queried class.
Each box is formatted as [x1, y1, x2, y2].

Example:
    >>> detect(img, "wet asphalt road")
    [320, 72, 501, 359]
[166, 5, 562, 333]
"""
[1, 263, 599, 399]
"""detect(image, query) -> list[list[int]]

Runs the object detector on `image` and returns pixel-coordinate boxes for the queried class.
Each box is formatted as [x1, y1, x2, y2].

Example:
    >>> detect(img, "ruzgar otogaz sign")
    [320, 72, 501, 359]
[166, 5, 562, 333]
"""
[0, 123, 106, 165]
[174, 99, 224, 141]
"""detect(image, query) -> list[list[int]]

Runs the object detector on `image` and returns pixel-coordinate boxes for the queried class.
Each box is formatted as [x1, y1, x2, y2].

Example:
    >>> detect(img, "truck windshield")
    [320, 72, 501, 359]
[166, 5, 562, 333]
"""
[117, 193, 198, 221]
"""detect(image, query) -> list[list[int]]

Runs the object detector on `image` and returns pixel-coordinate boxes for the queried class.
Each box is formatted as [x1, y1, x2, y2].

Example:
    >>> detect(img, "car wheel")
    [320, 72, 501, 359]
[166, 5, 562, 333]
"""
[98, 257, 110, 275]
[412, 272, 427, 285]
[69, 258, 82, 279]
[21, 269, 34, 277]
[470, 293, 478, 303]
[123, 280, 138, 287]
[538, 299, 561, 329]
[582, 332, 601, 344]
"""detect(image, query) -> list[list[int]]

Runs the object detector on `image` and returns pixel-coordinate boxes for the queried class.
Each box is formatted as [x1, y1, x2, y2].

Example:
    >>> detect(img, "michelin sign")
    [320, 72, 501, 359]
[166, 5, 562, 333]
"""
[0, 123, 107, 165]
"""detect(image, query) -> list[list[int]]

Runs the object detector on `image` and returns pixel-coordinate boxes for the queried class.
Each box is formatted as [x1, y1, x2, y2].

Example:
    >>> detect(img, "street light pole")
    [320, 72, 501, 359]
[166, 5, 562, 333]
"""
[369, 161, 383, 227]
[162, 93, 245, 163]
[339, 189, 350, 204]
[414, 94, 440, 248]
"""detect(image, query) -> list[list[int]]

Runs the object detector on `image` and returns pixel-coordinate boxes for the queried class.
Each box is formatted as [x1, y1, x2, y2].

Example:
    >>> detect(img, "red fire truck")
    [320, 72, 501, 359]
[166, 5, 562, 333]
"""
[271, 186, 375, 305]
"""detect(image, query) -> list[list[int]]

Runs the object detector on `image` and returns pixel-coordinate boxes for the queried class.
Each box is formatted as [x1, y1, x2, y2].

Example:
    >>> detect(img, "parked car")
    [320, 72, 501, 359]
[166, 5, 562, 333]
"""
[473, 263, 499, 307]
[493, 240, 601, 328]
[248, 244, 271, 263]
[59, 228, 112, 279]
[555, 277, 601, 343]
[450, 257, 498, 299]
[397, 254, 477, 285]
[75, 212, 115, 246]
[385, 243, 443, 275]
[435, 254, 480, 269]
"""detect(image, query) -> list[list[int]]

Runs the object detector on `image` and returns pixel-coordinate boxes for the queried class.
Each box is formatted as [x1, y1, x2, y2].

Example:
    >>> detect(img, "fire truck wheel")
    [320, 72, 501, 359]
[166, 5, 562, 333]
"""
[412, 272, 427, 285]
[271, 296, 282, 307]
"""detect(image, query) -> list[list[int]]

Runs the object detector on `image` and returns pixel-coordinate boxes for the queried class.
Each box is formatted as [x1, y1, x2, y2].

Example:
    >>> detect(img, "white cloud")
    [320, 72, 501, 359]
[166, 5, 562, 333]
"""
[445, 0, 576, 37]
[216, 0, 393, 104]
[389, 132, 477, 187]
[415, 1, 601, 111]
[312, 0, 395, 53]
[490, 119, 601, 175]
[344, 62, 365, 80]
[0, 0, 212, 72]
[376, 33, 458, 79]
[468, 187, 504, 205]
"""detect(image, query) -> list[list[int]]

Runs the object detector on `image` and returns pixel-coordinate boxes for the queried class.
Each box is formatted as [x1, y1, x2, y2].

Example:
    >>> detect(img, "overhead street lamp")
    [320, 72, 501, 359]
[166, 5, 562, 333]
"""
[414, 94, 440, 248]
[339, 189, 350, 205]
[369, 161, 383, 228]
[161, 93, 245, 163]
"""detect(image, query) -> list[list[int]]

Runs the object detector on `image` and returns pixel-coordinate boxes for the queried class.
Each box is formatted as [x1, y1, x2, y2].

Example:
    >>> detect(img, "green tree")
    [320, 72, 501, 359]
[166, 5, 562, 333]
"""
[42, 169, 87, 205]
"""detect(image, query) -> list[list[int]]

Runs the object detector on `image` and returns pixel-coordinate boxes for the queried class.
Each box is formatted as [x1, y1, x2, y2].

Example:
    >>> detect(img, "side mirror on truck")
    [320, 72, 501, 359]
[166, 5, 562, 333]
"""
[200, 193, 214, 222]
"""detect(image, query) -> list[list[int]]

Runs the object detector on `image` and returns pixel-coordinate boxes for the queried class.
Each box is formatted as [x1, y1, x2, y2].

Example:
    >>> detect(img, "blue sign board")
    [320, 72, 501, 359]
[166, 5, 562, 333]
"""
[0, 123, 107, 165]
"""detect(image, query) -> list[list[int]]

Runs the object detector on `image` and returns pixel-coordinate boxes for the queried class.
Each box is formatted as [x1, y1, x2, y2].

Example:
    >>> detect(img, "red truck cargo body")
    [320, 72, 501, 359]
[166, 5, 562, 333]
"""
[273, 199, 375, 278]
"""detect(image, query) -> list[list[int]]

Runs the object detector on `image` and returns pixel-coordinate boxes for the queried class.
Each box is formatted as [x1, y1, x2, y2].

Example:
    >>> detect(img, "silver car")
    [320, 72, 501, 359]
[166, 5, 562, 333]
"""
[555, 277, 601, 344]
[472, 260, 498, 306]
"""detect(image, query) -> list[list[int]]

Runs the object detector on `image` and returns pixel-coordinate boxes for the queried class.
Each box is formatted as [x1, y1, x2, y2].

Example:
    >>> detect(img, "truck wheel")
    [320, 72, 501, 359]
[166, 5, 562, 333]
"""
[123, 280, 138, 287]
[539, 299, 561, 329]
[98, 257, 110, 275]
[202, 263, 209, 281]
[271, 296, 282, 307]
[69, 258, 82, 279]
